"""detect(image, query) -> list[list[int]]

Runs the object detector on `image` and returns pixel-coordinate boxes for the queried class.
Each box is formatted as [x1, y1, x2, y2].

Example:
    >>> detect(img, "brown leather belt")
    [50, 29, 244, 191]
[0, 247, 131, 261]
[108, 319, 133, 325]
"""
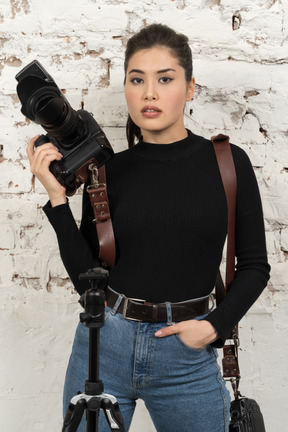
[105, 287, 210, 323]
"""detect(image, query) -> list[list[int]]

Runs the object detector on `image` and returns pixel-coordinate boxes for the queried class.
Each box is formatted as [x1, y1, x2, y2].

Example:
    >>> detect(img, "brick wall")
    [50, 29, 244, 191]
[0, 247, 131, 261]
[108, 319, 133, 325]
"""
[0, 1, 287, 430]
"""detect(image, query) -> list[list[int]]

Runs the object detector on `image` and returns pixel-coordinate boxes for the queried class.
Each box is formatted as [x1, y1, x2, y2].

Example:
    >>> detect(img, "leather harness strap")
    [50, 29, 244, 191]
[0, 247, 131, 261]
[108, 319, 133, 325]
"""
[86, 164, 116, 269]
[211, 134, 240, 390]
[211, 134, 237, 292]
[82, 135, 240, 388]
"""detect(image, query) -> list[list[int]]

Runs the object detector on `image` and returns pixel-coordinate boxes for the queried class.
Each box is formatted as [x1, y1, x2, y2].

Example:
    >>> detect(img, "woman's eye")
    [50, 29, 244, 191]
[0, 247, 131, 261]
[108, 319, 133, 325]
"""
[131, 77, 143, 84]
[159, 77, 173, 84]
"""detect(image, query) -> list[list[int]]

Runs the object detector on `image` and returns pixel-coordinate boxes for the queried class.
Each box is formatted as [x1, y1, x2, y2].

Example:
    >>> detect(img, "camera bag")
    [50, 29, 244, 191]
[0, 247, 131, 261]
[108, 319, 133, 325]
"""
[212, 134, 266, 432]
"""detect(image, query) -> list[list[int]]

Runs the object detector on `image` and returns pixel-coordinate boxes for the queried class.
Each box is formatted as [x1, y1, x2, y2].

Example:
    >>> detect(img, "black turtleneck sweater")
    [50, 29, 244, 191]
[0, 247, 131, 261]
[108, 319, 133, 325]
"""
[44, 131, 270, 345]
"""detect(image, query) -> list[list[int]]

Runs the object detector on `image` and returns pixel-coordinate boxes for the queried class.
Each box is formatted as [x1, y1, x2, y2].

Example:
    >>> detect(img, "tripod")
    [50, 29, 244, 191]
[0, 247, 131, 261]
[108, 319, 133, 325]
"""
[62, 267, 126, 432]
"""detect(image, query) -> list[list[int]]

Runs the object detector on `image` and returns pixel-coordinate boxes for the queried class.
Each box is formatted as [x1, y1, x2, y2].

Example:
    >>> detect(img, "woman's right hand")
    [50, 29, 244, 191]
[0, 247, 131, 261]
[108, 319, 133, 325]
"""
[27, 135, 67, 207]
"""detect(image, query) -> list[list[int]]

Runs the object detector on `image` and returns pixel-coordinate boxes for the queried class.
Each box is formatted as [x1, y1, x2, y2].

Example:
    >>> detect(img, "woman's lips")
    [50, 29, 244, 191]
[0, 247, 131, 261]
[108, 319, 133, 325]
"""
[141, 105, 162, 118]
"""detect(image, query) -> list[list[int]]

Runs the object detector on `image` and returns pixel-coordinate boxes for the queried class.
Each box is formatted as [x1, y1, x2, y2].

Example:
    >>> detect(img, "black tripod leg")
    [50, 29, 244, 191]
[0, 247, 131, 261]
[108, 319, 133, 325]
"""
[86, 396, 101, 432]
[86, 410, 99, 432]
[102, 398, 126, 431]
[62, 399, 86, 432]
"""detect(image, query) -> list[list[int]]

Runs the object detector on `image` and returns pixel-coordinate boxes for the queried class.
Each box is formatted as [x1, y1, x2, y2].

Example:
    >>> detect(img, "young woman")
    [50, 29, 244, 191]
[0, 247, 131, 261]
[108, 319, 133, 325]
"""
[27, 24, 270, 432]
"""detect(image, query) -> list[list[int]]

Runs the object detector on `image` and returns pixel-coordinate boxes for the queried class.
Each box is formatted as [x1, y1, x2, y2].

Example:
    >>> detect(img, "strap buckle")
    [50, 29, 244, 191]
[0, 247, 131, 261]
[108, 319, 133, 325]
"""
[88, 163, 99, 188]
[122, 297, 146, 321]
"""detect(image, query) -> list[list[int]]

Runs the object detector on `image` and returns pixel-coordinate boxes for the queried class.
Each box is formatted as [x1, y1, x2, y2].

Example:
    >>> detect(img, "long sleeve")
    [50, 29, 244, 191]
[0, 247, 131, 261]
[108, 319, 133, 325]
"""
[205, 145, 270, 346]
[42, 132, 270, 345]
[43, 200, 101, 294]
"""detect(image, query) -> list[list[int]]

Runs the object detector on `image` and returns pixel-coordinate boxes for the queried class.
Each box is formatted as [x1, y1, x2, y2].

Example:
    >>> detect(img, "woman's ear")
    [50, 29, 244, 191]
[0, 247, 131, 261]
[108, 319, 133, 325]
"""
[187, 77, 196, 101]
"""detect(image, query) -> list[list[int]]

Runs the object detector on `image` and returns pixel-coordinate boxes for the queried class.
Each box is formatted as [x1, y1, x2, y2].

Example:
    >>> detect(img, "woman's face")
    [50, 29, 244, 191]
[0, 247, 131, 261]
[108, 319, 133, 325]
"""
[125, 46, 195, 144]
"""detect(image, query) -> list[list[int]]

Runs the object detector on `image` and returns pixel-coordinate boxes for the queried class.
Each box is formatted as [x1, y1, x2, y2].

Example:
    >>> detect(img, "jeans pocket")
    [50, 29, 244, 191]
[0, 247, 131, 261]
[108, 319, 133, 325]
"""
[174, 333, 211, 354]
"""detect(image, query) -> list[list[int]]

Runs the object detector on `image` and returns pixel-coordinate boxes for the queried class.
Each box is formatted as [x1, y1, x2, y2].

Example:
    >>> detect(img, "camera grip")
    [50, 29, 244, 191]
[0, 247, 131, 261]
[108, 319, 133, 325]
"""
[34, 134, 51, 147]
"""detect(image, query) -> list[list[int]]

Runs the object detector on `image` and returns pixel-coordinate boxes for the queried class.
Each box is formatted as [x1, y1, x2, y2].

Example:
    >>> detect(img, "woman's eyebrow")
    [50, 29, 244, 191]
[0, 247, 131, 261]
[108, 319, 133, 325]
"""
[128, 69, 144, 74]
[157, 68, 176, 74]
[128, 68, 177, 74]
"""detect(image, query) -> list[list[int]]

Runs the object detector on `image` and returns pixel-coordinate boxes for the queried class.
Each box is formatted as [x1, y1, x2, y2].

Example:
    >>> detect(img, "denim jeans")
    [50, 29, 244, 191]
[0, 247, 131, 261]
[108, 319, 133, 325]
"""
[63, 300, 230, 432]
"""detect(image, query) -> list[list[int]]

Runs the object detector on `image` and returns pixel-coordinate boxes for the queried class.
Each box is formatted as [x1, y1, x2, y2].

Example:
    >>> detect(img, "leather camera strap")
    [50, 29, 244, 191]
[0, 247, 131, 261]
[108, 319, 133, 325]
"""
[211, 134, 241, 393]
[212, 134, 237, 292]
[86, 164, 116, 269]
[79, 136, 240, 390]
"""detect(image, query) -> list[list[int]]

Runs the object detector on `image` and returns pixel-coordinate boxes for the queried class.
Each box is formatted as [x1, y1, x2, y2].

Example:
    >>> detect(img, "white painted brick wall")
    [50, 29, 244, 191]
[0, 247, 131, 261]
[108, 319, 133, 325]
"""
[1, 1, 287, 430]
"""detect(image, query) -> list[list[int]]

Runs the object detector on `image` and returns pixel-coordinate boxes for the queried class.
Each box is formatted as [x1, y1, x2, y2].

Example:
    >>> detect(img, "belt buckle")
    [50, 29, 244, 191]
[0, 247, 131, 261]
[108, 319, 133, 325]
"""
[122, 297, 146, 321]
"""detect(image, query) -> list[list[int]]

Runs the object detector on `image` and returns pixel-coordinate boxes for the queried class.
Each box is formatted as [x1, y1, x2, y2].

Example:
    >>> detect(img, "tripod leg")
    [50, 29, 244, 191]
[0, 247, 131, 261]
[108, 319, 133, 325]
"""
[102, 398, 126, 431]
[86, 396, 101, 432]
[86, 409, 99, 432]
[62, 399, 86, 432]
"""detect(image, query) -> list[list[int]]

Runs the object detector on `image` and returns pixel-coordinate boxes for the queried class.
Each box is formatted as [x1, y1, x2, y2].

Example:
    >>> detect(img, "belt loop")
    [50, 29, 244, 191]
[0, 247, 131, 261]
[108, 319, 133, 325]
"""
[110, 293, 124, 315]
[165, 302, 174, 325]
[209, 294, 215, 311]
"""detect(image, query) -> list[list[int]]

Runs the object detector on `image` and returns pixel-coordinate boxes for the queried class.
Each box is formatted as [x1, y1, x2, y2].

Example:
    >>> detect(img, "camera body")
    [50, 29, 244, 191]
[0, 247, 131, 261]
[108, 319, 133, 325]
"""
[229, 398, 266, 432]
[15, 60, 114, 194]
[33, 109, 113, 193]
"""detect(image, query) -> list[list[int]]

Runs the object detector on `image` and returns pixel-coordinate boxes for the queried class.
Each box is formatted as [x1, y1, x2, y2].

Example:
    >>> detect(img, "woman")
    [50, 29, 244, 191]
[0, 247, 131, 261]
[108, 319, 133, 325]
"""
[27, 24, 270, 432]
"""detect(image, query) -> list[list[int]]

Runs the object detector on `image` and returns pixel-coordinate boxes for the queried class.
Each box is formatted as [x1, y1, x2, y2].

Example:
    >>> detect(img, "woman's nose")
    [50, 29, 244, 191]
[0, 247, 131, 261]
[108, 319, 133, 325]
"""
[145, 94, 156, 101]
[144, 82, 158, 101]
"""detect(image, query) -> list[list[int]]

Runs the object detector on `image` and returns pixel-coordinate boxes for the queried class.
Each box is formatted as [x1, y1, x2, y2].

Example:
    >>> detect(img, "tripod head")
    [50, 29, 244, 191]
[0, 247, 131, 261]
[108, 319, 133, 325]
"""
[79, 267, 109, 329]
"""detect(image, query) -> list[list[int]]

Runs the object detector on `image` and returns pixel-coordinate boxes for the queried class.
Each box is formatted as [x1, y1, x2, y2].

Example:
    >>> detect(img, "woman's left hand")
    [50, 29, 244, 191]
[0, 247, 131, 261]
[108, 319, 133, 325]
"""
[154, 319, 218, 349]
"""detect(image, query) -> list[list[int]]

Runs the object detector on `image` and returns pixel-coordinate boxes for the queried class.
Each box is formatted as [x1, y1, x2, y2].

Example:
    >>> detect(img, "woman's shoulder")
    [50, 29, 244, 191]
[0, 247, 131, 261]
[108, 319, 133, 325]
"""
[107, 145, 134, 168]
[104, 145, 137, 180]
[206, 131, 253, 167]
[229, 142, 253, 169]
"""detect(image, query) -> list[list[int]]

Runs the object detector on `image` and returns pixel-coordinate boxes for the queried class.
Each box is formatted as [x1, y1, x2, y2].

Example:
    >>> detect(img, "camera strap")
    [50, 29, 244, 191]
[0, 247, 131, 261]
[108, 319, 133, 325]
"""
[211, 134, 241, 398]
[78, 136, 241, 394]
[86, 163, 116, 269]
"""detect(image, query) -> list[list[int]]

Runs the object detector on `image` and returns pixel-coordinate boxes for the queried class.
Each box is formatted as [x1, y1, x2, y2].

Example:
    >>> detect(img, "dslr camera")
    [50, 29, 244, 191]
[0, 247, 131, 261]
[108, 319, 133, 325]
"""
[229, 398, 266, 432]
[15, 60, 114, 194]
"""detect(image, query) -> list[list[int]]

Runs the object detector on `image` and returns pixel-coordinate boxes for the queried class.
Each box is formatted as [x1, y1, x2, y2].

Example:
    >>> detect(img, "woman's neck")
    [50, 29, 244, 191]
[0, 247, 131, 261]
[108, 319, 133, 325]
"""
[141, 125, 188, 144]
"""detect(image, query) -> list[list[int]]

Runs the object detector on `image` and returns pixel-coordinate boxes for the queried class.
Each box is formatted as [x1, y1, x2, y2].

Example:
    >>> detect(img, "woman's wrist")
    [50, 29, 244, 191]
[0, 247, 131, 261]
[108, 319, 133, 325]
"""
[49, 192, 67, 207]
[200, 320, 218, 344]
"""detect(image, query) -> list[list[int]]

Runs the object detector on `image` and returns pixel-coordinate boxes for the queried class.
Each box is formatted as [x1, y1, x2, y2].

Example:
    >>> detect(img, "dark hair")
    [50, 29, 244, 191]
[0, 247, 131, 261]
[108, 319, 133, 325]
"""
[124, 23, 193, 148]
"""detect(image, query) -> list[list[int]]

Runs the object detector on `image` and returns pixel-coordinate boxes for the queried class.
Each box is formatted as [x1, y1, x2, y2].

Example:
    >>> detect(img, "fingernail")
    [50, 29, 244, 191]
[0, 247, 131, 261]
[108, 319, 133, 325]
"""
[155, 330, 163, 337]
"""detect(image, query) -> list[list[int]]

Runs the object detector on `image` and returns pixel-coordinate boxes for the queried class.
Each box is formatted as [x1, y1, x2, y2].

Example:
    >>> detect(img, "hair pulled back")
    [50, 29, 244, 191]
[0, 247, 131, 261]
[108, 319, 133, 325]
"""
[124, 23, 193, 148]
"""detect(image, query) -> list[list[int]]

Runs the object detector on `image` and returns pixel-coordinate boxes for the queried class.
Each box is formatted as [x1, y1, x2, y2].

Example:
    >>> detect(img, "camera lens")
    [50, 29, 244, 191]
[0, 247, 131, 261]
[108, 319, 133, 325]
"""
[34, 96, 85, 147]
[17, 74, 86, 148]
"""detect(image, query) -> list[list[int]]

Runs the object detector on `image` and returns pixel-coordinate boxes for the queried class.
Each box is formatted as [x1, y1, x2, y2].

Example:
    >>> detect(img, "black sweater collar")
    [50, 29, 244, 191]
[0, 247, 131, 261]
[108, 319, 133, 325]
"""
[132, 130, 205, 161]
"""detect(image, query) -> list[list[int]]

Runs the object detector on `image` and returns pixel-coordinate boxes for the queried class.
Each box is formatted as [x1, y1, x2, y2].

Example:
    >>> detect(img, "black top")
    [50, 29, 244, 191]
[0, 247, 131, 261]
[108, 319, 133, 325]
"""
[44, 131, 270, 346]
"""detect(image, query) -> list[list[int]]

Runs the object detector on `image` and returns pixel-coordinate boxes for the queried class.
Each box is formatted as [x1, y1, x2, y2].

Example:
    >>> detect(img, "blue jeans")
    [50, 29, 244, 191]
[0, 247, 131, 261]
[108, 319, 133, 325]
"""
[63, 301, 230, 432]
